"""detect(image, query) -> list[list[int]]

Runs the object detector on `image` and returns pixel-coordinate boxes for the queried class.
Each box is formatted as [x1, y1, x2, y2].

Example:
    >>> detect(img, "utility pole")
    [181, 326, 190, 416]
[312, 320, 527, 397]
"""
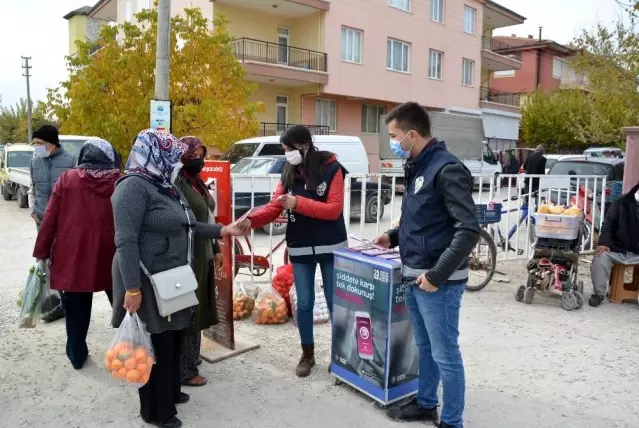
[21, 56, 33, 142]
[154, 0, 171, 100]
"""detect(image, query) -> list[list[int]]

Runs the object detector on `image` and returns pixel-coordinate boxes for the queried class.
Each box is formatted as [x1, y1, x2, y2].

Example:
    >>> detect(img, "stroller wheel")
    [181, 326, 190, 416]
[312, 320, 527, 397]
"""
[524, 287, 535, 305]
[561, 292, 577, 311]
[515, 285, 526, 302]
[573, 291, 584, 309]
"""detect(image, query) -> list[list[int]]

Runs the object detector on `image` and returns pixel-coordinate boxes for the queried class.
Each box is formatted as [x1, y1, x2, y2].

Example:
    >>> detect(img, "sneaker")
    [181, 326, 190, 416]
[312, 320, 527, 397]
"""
[588, 294, 604, 307]
[386, 396, 438, 422]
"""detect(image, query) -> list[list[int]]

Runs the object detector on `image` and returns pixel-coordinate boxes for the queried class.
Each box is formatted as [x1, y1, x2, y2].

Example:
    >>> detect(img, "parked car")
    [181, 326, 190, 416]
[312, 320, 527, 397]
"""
[0, 144, 34, 208]
[583, 147, 623, 158]
[231, 156, 393, 234]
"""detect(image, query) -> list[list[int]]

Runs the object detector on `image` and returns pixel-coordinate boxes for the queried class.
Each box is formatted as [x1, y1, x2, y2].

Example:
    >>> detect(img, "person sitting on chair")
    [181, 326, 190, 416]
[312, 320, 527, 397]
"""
[589, 182, 639, 307]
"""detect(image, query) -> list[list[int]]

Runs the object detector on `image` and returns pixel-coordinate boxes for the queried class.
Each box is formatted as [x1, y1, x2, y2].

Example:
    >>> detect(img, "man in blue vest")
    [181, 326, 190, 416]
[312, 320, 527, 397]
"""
[374, 102, 480, 428]
[29, 125, 77, 323]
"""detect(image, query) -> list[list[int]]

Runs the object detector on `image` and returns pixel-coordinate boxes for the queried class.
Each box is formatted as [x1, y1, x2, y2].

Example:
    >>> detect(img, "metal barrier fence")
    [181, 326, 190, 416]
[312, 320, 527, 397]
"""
[229, 172, 610, 283]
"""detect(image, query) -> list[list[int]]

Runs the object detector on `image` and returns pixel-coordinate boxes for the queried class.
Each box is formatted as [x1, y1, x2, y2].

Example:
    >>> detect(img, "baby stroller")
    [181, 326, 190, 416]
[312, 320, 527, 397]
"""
[515, 214, 585, 311]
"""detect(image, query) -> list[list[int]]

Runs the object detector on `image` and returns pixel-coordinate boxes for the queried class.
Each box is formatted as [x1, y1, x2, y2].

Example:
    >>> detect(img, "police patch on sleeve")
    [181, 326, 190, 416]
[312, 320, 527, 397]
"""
[316, 181, 327, 196]
[414, 176, 424, 193]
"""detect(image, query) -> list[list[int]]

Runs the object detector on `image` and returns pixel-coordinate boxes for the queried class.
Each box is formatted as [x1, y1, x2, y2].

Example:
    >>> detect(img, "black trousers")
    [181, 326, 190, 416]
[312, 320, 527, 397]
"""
[139, 329, 183, 423]
[61, 290, 113, 369]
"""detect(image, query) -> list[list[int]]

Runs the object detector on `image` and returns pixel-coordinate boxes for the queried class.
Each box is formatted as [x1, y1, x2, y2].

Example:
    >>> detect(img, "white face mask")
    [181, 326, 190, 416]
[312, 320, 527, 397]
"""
[635, 191, 639, 204]
[34, 145, 49, 158]
[285, 150, 303, 165]
[170, 161, 183, 184]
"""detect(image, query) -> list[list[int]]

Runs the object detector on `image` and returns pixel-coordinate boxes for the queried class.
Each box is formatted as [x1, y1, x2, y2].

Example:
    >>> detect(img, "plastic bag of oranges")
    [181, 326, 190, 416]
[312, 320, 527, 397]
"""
[252, 286, 288, 325]
[105, 312, 155, 386]
[233, 282, 255, 321]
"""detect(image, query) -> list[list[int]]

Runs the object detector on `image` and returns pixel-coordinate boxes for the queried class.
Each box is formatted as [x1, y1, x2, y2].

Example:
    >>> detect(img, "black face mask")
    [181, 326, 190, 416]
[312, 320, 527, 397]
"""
[183, 157, 204, 175]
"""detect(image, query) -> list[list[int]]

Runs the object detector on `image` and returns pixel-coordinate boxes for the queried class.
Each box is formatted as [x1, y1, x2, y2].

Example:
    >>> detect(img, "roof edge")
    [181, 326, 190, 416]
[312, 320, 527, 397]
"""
[485, 0, 526, 22]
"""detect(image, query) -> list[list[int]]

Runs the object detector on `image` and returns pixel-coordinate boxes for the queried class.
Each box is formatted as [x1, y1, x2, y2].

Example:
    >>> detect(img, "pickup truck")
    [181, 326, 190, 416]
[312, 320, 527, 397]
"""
[231, 156, 393, 234]
[0, 144, 34, 208]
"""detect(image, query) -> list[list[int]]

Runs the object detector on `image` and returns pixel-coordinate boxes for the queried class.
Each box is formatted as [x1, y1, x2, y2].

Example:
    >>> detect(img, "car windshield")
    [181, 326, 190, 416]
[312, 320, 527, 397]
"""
[548, 161, 613, 178]
[7, 151, 33, 168]
[231, 158, 278, 174]
[220, 143, 259, 164]
[545, 159, 558, 170]
[60, 139, 88, 157]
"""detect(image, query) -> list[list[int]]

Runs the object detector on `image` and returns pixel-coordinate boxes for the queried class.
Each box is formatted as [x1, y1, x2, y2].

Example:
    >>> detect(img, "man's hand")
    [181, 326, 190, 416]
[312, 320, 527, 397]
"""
[213, 253, 224, 271]
[373, 233, 391, 249]
[595, 245, 610, 257]
[416, 273, 438, 293]
[278, 194, 297, 210]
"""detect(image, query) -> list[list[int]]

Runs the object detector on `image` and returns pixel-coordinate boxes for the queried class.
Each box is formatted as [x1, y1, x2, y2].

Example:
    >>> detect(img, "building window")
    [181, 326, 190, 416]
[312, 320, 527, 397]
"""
[388, 0, 411, 12]
[316, 99, 337, 131]
[124, 0, 133, 20]
[553, 56, 563, 78]
[428, 49, 443, 80]
[387, 39, 410, 73]
[276, 96, 288, 132]
[137, 0, 151, 11]
[463, 5, 476, 34]
[341, 27, 362, 64]
[361, 105, 386, 134]
[494, 70, 516, 78]
[431, 0, 444, 23]
[462, 59, 474, 86]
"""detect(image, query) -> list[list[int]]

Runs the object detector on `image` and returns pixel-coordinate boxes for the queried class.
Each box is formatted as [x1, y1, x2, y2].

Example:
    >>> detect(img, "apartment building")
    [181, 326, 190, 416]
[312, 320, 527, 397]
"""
[488, 35, 584, 106]
[63, 6, 104, 56]
[67, 0, 526, 169]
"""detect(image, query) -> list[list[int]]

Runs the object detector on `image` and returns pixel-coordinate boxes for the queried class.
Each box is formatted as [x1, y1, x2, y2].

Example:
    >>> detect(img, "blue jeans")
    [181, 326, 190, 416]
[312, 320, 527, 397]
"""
[291, 260, 334, 345]
[405, 283, 465, 428]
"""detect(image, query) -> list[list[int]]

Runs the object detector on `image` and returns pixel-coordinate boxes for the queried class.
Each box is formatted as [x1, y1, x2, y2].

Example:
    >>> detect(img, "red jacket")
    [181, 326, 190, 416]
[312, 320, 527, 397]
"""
[33, 169, 120, 293]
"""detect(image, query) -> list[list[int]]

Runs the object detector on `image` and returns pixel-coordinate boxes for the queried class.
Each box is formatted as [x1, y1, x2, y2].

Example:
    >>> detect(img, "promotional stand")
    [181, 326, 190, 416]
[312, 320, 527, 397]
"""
[330, 248, 418, 406]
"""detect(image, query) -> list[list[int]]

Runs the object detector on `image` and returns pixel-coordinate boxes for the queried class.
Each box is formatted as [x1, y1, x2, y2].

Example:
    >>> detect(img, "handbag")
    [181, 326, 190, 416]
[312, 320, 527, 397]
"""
[140, 197, 199, 318]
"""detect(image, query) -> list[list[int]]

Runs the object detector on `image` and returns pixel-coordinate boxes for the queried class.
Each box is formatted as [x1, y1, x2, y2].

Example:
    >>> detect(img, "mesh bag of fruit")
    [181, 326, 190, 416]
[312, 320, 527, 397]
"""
[105, 313, 155, 386]
[290, 282, 330, 326]
[272, 264, 295, 315]
[233, 282, 255, 320]
[252, 286, 289, 325]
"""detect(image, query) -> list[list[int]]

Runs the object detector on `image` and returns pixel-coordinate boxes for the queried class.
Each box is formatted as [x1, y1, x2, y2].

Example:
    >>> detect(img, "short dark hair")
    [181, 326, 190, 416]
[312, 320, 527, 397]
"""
[385, 102, 431, 137]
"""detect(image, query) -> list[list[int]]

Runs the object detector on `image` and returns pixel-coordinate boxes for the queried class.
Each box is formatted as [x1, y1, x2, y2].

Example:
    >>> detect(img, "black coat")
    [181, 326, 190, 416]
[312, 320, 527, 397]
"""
[523, 151, 547, 192]
[599, 183, 639, 253]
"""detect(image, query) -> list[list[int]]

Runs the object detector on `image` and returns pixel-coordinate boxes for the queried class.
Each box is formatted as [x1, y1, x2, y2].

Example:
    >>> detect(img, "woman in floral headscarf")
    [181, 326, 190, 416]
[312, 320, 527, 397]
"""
[111, 129, 247, 428]
[33, 138, 121, 370]
[175, 136, 222, 387]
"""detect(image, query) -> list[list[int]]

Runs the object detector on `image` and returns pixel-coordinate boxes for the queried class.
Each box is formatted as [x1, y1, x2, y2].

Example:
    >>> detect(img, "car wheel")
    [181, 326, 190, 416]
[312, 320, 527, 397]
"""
[364, 196, 384, 223]
[17, 188, 28, 208]
[2, 183, 12, 201]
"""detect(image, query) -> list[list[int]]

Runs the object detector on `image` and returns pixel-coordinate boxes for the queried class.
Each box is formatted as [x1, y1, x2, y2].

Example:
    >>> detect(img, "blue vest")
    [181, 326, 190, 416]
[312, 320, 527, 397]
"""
[283, 161, 348, 263]
[399, 140, 468, 275]
[30, 147, 77, 218]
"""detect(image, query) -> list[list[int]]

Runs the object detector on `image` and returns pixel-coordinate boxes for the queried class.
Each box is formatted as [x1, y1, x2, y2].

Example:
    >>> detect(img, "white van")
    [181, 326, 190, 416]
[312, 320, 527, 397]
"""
[220, 135, 370, 174]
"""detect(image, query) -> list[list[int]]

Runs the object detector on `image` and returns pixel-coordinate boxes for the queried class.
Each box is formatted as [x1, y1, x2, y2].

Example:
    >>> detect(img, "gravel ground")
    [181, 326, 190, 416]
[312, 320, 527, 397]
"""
[1, 197, 639, 428]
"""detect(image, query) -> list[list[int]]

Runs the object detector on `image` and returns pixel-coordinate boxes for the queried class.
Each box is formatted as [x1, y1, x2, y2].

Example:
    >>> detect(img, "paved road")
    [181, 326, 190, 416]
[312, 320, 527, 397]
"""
[0, 195, 638, 428]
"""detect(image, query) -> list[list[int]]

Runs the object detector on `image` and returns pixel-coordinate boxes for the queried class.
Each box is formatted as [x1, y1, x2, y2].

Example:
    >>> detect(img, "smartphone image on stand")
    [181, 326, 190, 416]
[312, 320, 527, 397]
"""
[355, 311, 374, 361]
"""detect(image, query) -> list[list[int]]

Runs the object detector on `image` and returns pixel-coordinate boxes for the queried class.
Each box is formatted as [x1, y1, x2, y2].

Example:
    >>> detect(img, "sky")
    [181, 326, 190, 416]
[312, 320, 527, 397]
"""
[0, 0, 625, 108]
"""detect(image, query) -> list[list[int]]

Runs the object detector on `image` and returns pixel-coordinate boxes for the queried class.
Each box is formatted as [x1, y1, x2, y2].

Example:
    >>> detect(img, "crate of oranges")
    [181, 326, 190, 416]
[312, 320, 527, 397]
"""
[105, 313, 155, 386]
[252, 286, 289, 325]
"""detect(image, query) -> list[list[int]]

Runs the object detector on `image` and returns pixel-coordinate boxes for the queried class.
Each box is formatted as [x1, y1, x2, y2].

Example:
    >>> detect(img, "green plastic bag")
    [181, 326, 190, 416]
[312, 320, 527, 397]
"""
[17, 261, 48, 328]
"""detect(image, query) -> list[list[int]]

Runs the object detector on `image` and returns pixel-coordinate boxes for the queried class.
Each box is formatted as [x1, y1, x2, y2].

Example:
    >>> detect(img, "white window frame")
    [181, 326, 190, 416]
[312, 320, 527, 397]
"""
[494, 70, 516, 78]
[387, 38, 411, 73]
[124, 0, 133, 21]
[552, 56, 563, 78]
[428, 49, 443, 80]
[361, 104, 387, 134]
[431, 0, 444, 24]
[316, 99, 337, 132]
[341, 27, 363, 64]
[388, 0, 411, 12]
[277, 27, 291, 65]
[463, 5, 476, 34]
[462, 58, 474, 86]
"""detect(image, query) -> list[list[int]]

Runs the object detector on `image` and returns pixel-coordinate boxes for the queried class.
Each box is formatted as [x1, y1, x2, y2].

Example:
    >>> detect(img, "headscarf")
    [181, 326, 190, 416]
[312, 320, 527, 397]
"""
[180, 136, 215, 209]
[77, 138, 120, 179]
[125, 129, 187, 192]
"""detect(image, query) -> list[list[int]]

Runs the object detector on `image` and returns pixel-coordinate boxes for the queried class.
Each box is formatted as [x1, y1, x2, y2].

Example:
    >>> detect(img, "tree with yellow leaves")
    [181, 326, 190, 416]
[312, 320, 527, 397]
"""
[46, 7, 261, 158]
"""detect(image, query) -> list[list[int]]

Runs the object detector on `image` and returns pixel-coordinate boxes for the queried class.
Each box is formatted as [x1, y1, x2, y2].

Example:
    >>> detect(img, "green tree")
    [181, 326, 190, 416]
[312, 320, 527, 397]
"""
[46, 7, 261, 158]
[0, 98, 56, 143]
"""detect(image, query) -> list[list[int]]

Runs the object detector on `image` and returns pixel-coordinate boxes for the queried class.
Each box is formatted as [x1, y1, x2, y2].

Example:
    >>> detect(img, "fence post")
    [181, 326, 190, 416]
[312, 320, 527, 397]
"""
[622, 126, 639, 193]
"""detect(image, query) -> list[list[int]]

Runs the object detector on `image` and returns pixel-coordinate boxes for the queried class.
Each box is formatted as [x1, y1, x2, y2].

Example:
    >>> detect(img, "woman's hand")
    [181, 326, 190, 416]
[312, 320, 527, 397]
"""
[123, 289, 142, 313]
[278, 194, 297, 210]
[213, 253, 224, 271]
[221, 223, 249, 237]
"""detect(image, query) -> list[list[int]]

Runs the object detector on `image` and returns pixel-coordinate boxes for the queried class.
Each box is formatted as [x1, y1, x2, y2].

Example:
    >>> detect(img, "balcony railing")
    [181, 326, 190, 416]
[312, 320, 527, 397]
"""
[480, 86, 520, 107]
[259, 123, 330, 137]
[482, 37, 522, 61]
[232, 38, 328, 73]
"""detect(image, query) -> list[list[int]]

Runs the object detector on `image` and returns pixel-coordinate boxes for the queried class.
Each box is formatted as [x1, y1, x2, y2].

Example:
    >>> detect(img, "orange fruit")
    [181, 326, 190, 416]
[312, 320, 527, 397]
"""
[117, 368, 128, 379]
[104, 359, 112, 370]
[139, 373, 150, 384]
[134, 348, 147, 359]
[111, 359, 123, 370]
[124, 358, 137, 370]
[106, 350, 116, 360]
[126, 369, 139, 383]
[137, 363, 149, 374]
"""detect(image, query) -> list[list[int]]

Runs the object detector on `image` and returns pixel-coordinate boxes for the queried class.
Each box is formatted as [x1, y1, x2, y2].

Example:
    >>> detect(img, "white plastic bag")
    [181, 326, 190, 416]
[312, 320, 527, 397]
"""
[290, 281, 330, 325]
[17, 261, 48, 328]
[105, 313, 155, 386]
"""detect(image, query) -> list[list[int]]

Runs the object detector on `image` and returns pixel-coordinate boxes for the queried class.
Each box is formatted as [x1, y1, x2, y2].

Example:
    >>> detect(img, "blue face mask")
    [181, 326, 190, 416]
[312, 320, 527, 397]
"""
[389, 133, 412, 159]
[34, 145, 49, 158]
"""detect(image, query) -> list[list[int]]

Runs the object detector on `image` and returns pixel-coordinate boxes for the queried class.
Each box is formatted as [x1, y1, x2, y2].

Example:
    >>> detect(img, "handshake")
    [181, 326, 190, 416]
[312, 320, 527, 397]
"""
[220, 217, 252, 237]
